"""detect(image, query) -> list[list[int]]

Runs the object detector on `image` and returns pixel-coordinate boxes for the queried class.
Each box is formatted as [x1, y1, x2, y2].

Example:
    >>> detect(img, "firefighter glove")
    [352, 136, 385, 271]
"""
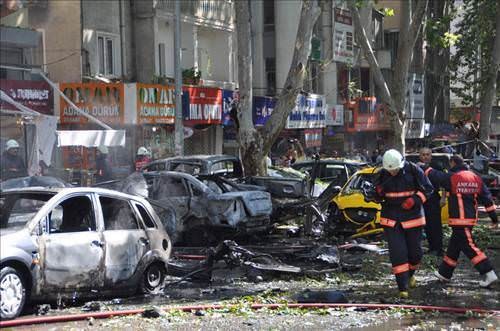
[401, 197, 416, 210]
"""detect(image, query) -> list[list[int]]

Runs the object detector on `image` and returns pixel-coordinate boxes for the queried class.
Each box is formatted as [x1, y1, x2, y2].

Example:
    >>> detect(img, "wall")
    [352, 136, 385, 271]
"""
[30, 0, 82, 82]
[198, 27, 231, 82]
[155, 16, 175, 78]
[274, 0, 301, 91]
[376, 0, 402, 30]
[82, 0, 122, 77]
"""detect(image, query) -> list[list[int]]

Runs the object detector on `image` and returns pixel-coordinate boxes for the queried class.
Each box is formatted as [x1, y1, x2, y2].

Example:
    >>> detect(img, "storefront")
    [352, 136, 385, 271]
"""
[57, 82, 131, 183]
[344, 97, 390, 152]
[182, 86, 223, 155]
[136, 83, 175, 159]
[0, 79, 54, 176]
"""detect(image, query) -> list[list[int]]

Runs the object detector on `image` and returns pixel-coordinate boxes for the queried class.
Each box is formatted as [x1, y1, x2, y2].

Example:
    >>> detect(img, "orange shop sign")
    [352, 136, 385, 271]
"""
[59, 83, 124, 125]
[137, 83, 175, 124]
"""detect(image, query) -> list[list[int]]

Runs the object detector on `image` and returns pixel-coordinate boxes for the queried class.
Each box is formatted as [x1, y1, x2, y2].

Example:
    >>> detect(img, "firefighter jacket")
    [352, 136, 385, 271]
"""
[428, 165, 496, 227]
[374, 161, 434, 229]
[420, 163, 442, 205]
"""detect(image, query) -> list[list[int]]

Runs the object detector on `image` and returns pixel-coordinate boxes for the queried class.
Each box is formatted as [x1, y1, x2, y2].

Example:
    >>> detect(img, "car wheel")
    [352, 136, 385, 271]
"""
[141, 262, 166, 295]
[0, 266, 27, 320]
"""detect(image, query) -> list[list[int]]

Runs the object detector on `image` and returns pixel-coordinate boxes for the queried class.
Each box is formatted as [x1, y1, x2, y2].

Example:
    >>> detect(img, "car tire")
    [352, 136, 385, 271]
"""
[0, 266, 27, 320]
[141, 262, 166, 295]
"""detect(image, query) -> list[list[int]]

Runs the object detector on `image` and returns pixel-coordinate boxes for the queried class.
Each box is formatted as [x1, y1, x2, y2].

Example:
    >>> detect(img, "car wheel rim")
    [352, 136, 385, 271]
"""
[1, 273, 24, 316]
[146, 265, 162, 288]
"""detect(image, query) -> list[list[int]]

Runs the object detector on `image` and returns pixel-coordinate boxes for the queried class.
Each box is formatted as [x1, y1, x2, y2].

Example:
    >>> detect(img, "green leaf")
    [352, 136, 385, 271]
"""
[381, 7, 394, 17]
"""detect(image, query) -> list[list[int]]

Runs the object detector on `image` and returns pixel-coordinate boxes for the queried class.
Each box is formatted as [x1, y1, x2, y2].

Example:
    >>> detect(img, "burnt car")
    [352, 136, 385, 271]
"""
[120, 172, 273, 245]
[0, 187, 171, 320]
[143, 155, 310, 199]
[291, 159, 367, 187]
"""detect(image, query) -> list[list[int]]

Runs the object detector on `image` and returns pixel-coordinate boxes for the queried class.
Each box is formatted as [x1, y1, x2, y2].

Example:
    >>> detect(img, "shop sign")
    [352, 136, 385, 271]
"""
[59, 83, 124, 125]
[0, 79, 53, 114]
[222, 89, 239, 126]
[405, 118, 425, 139]
[406, 73, 424, 119]
[253, 96, 276, 126]
[326, 104, 344, 126]
[333, 7, 354, 64]
[183, 86, 222, 125]
[286, 94, 326, 129]
[304, 129, 322, 148]
[136, 83, 175, 124]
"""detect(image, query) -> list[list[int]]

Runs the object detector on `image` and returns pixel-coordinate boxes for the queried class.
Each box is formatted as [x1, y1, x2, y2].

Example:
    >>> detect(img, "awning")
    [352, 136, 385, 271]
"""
[56, 130, 126, 147]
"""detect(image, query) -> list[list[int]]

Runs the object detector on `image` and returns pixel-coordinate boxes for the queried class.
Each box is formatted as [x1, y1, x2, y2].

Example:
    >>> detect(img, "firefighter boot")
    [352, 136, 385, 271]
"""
[399, 291, 409, 299]
[409, 276, 417, 288]
[434, 270, 450, 282]
[479, 270, 498, 288]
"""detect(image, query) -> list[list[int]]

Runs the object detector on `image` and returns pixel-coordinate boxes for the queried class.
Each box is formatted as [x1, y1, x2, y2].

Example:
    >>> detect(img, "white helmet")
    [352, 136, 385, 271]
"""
[137, 146, 148, 156]
[97, 145, 109, 154]
[6, 139, 20, 151]
[382, 149, 404, 171]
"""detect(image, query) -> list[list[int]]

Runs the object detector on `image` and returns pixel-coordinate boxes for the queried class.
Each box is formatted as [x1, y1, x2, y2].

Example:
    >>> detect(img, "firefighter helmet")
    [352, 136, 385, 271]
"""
[382, 149, 404, 171]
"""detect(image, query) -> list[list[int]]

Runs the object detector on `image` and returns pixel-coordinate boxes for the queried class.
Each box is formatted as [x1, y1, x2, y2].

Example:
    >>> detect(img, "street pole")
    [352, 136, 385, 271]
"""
[174, 0, 184, 156]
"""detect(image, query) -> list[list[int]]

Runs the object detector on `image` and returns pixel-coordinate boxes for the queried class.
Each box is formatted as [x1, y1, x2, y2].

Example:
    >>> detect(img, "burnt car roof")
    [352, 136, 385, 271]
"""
[0, 187, 150, 202]
[293, 159, 367, 166]
[149, 154, 239, 165]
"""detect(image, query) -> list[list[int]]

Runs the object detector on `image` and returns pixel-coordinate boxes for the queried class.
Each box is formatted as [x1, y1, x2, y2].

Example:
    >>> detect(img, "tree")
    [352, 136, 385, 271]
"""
[235, 0, 321, 176]
[348, 0, 428, 152]
[451, 0, 500, 141]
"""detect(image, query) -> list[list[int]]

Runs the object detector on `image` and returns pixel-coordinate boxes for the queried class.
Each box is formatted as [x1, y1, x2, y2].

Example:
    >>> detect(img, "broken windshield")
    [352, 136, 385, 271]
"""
[0, 193, 54, 231]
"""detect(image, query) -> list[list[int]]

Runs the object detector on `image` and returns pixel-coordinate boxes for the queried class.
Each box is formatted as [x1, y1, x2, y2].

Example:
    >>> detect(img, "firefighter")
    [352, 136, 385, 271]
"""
[135, 146, 151, 171]
[429, 154, 498, 287]
[374, 149, 434, 298]
[418, 147, 446, 256]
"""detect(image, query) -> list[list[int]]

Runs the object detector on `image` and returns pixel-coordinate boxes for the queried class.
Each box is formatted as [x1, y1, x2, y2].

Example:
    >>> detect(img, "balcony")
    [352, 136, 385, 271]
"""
[156, 0, 234, 30]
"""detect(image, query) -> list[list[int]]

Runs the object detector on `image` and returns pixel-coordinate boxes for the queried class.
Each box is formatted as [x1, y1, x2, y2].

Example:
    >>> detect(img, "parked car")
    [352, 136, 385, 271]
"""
[0, 187, 171, 320]
[291, 159, 367, 187]
[327, 167, 449, 238]
[143, 155, 310, 199]
[120, 171, 273, 245]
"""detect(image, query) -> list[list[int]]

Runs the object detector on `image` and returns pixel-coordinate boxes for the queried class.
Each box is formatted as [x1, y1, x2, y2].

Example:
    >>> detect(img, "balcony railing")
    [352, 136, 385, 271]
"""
[156, 0, 234, 27]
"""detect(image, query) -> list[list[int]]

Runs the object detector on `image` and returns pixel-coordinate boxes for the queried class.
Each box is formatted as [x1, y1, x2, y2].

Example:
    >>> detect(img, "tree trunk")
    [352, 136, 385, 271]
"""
[349, 0, 428, 153]
[479, 0, 500, 141]
[235, 0, 264, 176]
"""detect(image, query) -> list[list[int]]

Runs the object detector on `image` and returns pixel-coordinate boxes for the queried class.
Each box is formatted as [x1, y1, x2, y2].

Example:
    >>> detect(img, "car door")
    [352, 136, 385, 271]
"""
[98, 195, 150, 287]
[153, 175, 191, 219]
[38, 193, 104, 292]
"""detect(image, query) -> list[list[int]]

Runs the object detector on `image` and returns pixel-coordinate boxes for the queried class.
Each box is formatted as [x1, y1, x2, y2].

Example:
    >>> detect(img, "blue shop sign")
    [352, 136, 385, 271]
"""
[286, 94, 326, 129]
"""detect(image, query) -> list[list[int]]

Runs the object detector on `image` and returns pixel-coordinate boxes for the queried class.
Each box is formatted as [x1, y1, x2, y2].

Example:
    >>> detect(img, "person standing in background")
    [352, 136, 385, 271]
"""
[1, 139, 27, 180]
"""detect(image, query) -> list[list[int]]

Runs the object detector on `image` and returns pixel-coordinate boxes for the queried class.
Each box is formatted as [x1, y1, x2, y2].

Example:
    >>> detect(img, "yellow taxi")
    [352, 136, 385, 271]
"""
[328, 167, 449, 238]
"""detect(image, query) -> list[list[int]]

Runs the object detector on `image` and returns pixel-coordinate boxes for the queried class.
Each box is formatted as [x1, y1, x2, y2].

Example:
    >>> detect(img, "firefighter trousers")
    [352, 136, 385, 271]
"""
[423, 200, 443, 254]
[384, 224, 423, 291]
[439, 227, 493, 279]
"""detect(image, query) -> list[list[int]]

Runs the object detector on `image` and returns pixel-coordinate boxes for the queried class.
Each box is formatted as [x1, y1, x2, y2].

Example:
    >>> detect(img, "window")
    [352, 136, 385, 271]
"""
[100, 197, 140, 230]
[48, 196, 96, 233]
[1, 193, 53, 231]
[265, 57, 276, 96]
[152, 176, 188, 199]
[135, 204, 156, 228]
[211, 161, 234, 176]
[158, 43, 166, 76]
[96, 33, 119, 76]
[263, 0, 275, 32]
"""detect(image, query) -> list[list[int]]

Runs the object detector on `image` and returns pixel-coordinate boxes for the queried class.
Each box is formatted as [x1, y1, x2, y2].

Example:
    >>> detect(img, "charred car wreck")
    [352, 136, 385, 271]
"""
[0, 187, 171, 320]
[119, 172, 273, 245]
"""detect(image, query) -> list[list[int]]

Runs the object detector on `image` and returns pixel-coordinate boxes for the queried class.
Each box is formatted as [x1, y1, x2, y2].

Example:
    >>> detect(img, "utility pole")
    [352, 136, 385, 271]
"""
[174, 0, 184, 156]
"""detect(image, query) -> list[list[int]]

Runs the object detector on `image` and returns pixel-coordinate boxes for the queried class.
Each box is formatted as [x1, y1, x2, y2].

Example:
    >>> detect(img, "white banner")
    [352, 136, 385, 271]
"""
[286, 94, 326, 129]
[56, 130, 126, 147]
[326, 104, 344, 126]
[333, 7, 354, 64]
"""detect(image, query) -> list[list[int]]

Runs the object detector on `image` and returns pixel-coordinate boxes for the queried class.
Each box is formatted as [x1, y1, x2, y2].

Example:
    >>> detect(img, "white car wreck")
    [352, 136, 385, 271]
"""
[0, 187, 171, 320]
